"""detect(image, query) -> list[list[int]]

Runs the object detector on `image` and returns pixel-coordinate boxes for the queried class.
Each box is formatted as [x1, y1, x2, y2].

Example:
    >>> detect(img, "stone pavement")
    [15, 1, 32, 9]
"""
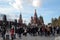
[0, 34, 60, 40]
[0, 34, 55, 40]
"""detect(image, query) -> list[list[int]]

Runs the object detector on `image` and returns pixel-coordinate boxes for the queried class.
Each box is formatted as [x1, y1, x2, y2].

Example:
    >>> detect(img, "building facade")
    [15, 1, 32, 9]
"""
[18, 13, 23, 27]
[30, 9, 44, 27]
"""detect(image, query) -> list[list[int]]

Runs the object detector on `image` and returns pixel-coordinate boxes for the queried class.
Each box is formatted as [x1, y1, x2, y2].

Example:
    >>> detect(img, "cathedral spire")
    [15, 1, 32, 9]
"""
[33, 9, 38, 24]
[34, 9, 37, 18]
[35, 9, 36, 13]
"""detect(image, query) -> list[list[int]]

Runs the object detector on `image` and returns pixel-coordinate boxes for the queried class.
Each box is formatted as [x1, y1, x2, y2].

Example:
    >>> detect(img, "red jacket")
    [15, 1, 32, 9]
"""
[10, 28, 14, 36]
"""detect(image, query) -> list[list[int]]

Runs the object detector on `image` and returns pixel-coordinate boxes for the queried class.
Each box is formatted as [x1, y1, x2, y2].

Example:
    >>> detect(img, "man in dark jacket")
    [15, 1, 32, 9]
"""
[2, 27, 6, 40]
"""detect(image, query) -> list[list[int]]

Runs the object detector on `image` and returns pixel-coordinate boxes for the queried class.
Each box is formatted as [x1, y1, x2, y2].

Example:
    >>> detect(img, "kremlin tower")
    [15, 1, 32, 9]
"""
[18, 13, 23, 26]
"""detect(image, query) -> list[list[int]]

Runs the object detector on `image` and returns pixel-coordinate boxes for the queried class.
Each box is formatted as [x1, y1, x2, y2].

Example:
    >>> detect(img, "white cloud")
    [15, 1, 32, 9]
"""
[32, 0, 41, 7]
[0, 0, 42, 23]
[0, 7, 15, 14]
[9, 0, 42, 10]
[9, 0, 23, 10]
[0, 8, 9, 14]
[22, 0, 33, 5]
[22, 0, 41, 8]
[0, 7, 19, 21]
[0, 0, 13, 3]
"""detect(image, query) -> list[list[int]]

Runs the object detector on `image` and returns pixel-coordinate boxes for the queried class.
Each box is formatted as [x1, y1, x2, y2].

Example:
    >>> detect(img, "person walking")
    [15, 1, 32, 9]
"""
[10, 26, 15, 40]
[2, 27, 6, 40]
[5, 29, 10, 40]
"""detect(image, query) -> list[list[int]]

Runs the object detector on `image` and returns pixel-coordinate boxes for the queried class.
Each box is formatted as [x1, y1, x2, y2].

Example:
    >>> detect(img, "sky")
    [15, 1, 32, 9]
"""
[0, 0, 60, 25]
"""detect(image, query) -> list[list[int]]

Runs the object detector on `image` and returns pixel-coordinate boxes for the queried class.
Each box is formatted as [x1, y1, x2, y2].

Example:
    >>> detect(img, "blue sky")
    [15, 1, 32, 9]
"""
[0, 0, 60, 24]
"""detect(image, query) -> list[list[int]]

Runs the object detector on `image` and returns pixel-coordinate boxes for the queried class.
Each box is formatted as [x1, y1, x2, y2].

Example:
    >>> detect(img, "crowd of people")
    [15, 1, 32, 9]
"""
[0, 25, 60, 40]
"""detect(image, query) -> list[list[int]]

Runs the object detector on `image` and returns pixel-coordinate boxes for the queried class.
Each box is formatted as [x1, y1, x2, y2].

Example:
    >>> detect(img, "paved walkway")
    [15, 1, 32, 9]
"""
[0, 34, 57, 40]
[0, 33, 60, 40]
